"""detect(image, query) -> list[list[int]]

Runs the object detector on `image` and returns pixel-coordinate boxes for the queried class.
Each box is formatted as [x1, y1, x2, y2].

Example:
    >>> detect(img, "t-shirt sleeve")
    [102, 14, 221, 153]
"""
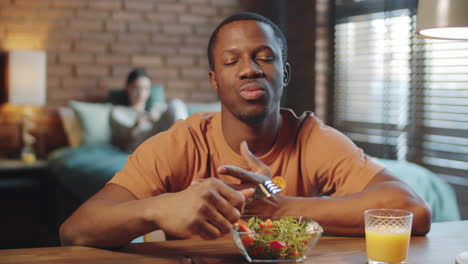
[107, 120, 196, 199]
[303, 119, 384, 197]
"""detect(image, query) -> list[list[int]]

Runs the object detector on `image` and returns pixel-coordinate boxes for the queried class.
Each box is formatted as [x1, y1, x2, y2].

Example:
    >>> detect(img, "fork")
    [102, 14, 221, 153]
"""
[245, 180, 282, 203]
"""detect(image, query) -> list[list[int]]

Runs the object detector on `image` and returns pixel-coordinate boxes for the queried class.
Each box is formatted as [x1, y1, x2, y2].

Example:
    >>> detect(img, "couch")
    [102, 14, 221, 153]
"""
[48, 87, 460, 226]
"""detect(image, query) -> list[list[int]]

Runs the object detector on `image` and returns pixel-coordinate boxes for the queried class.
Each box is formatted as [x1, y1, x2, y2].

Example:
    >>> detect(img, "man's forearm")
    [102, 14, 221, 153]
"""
[60, 197, 159, 247]
[279, 181, 431, 236]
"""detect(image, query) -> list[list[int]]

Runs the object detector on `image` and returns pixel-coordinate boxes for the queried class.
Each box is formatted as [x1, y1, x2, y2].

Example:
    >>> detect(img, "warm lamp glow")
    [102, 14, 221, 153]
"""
[8, 50, 46, 105]
[417, 0, 468, 40]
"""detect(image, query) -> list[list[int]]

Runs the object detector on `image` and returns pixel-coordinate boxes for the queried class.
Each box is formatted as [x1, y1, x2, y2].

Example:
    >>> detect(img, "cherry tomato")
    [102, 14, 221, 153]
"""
[260, 219, 273, 228]
[269, 240, 287, 250]
[241, 234, 255, 247]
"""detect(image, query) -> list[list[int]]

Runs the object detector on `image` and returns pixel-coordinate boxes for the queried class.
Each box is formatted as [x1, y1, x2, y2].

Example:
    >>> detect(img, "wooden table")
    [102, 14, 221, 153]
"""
[0, 221, 466, 263]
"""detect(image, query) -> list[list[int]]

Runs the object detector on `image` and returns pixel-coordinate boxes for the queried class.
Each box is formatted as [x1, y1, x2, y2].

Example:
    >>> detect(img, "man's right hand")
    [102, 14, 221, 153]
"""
[148, 178, 254, 240]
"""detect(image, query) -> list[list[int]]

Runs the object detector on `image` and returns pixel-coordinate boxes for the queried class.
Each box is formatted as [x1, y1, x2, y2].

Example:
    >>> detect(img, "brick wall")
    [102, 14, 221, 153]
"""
[0, 0, 247, 107]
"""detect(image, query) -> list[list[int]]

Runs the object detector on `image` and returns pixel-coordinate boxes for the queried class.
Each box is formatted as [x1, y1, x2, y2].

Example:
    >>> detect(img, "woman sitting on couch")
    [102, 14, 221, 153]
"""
[111, 68, 188, 153]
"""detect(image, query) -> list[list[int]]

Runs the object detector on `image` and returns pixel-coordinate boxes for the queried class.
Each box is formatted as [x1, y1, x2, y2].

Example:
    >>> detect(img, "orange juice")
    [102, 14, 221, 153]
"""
[365, 229, 410, 263]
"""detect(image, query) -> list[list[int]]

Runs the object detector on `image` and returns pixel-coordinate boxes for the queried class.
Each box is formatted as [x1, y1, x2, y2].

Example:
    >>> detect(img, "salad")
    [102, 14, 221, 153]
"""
[233, 216, 321, 261]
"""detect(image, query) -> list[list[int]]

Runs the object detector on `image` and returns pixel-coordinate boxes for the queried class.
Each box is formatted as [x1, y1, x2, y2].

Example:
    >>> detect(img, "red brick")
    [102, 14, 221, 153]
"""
[52, 0, 87, 8]
[166, 90, 188, 101]
[168, 80, 197, 91]
[111, 65, 133, 77]
[163, 24, 192, 35]
[47, 53, 59, 64]
[167, 56, 195, 66]
[123, 0, 154, 10]
[48, 64, 72, 76]
[14, 0, 50, 8]
[69, 20, 104, 32]
[152, 34, 182, 45]
[112, 11, 142, 21]
[179, 47, 205, 56]
[179, 15, 208, 25]
[111, 43, 143, 54]
[96, 55, 130, 65]
[185, 0, 209, 4]
[74, 41, 108, 53]
[145, 46, 178, 55]
[195, 25, 214, 36]
[105, 21, 127, 32]
[184, 36, 207, 46]
[98, 78, 123, 90]
[146, 67, 178, 79]
[62, 78, 98, 89]
[47, 28, 81, 38]
[198, 80, 213, 90]
[76, 65, 109, 77]
[76, 9, 111, 20]
[210, 0, 238, 7]
[46, 41, 72, 52]
[6, 23, 48, 34]
[219, 7, 243, 17]
[129, 22, 160, 33]
[131, 55, 163, 66]
[39, 9, 74, 20]
[190, 6, 217, 16]
[156, 3, 187, 14]
[81, 32, 115, 42]
[117, 32, 150, 43]
[48, 89, 86, 102]
[145, 13, 177, 23]
[197, 57, 209, 67]
[59, 54, 93, 64]
[182, 68, 207, 80]
[89, 0, 121, 10]
[47, 78, 60, 89]
[0, 7, 30, 18]
[0, 0, 12, 7]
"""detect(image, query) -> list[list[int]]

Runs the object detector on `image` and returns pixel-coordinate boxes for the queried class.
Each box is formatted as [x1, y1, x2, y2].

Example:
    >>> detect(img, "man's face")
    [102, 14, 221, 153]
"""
[209, 20, 289, 125]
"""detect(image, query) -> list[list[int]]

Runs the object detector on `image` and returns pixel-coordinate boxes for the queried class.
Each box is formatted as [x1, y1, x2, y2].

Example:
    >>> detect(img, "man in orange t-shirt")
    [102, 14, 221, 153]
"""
[60, 12, 431, 248]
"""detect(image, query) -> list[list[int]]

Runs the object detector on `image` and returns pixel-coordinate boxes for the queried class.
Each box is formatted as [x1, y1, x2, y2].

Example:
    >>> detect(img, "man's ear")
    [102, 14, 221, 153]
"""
[283, 62, 291, 87]
[209, 70, 218, 92]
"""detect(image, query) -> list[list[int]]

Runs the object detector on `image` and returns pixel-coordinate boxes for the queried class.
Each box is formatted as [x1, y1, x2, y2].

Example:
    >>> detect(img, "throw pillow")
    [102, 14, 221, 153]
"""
[69, 101, 112, 145]
[58, 107, 82, 147]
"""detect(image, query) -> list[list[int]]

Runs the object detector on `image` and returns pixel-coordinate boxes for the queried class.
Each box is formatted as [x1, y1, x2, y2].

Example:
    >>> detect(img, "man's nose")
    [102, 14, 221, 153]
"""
[239, 59, 263, 79]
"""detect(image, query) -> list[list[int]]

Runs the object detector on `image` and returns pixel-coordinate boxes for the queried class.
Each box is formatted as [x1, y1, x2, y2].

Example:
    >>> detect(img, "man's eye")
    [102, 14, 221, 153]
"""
[257, 57, 273, 62]
[224, 60, 237, 65]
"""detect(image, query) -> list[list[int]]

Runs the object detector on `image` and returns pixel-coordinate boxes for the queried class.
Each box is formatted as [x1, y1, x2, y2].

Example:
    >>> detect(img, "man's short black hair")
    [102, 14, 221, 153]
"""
[207, 12, 287, 70]
[126, 68, 150, 86]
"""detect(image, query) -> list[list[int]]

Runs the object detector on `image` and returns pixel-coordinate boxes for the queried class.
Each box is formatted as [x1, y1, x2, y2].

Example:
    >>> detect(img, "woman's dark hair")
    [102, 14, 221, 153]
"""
[207, 12, 287, 70]
[126, 68, 150, 86]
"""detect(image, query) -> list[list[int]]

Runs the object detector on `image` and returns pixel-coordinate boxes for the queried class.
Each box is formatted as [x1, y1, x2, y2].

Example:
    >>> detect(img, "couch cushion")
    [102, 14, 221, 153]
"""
[69, 101, 112, 145]
[48, 144, 128, 201]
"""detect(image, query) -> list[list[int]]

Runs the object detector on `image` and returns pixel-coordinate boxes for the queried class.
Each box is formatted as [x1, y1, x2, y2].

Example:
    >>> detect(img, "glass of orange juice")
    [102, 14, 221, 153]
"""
[364, 209, 413, 264]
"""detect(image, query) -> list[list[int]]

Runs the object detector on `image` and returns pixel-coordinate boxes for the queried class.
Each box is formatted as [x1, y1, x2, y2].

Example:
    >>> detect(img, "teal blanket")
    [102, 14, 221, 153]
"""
[374, 158, 460, 222]
[49, 144, 129, 201]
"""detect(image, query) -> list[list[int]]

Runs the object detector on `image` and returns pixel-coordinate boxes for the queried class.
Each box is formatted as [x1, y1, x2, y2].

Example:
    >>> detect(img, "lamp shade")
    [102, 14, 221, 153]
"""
[7, 50, 46, 105]
[416, 0, 468, 40]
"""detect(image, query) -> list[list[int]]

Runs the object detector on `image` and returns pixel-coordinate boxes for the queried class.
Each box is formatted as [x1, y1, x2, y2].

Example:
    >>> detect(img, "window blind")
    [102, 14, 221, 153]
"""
[333, 1, 468, 186]
[416, 38, 468, 184]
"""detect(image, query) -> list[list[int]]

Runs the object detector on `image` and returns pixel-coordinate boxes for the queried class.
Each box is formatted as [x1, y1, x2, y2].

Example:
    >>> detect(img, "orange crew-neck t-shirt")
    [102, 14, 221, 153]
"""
[108, 109, 384, 199]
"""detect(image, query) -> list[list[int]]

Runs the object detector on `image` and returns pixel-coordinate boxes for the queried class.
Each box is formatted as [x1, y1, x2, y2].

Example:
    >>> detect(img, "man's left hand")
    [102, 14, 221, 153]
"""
[217, 141, 271, 184]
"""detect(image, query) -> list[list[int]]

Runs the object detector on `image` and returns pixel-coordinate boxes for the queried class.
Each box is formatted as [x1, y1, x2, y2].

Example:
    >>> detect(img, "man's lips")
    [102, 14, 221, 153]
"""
[239, 83, 265, 100]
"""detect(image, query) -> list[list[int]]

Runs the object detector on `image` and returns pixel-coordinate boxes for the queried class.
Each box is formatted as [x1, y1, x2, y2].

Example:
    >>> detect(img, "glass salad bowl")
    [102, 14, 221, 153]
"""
[231, 216, 323, 263]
